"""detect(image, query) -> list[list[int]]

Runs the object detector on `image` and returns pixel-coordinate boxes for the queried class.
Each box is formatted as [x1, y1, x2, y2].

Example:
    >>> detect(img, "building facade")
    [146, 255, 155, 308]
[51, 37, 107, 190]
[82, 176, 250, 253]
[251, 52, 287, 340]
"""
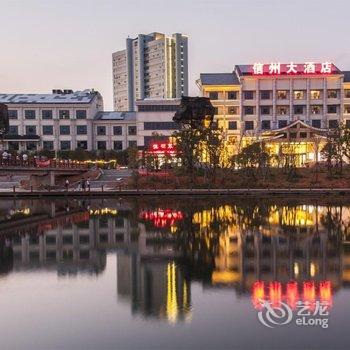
[0, 90, 180, 153]
[0, 89, 103, 152]
[112, 32, 188, 111]
[198, 62, 350, 164]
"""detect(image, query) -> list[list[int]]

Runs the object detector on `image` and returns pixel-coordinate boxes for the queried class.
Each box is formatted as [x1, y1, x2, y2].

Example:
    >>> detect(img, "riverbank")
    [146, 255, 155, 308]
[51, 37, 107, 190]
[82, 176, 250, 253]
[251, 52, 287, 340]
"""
[1, 187, 350, 198]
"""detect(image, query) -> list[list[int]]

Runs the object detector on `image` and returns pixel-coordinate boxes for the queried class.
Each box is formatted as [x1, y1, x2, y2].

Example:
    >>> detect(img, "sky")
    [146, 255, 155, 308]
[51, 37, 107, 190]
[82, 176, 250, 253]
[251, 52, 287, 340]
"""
[0, 0, 349, 110]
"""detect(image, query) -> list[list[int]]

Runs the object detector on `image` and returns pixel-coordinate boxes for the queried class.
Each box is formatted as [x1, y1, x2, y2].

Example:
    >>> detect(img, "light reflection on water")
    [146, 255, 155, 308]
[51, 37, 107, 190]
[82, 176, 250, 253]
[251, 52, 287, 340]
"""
[0, 197, 350, 349]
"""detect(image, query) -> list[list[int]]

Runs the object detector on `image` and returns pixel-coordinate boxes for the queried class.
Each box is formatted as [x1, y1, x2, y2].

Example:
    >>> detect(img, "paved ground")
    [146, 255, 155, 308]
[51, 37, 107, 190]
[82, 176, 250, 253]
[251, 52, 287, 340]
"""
[90, 168, 132, 189]
[0, 175, 25, 189]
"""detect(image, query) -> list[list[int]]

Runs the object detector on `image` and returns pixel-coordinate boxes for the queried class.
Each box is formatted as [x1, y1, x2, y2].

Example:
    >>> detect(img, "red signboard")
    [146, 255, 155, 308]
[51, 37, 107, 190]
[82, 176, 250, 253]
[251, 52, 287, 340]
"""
[240, 62, 339, 76]
[149, 142, 176, 155]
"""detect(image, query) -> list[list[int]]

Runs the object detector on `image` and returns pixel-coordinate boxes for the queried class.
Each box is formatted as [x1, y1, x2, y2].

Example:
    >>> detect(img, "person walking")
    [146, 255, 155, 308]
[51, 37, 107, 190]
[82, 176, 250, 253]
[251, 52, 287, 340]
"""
[82, 179, 86, 192]
[65, 179, 69, 191]
[86, 177, 90, 191]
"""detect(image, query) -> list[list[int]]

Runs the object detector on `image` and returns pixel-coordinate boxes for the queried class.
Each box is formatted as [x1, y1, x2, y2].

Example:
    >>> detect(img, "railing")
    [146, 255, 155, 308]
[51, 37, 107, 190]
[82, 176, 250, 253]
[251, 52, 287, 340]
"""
[0, 158, 88, 169]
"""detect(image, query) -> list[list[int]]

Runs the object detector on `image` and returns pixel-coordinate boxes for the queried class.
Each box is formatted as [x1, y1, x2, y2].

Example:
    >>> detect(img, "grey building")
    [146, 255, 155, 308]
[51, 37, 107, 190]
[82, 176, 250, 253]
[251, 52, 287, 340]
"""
[112, 32, 188, 111]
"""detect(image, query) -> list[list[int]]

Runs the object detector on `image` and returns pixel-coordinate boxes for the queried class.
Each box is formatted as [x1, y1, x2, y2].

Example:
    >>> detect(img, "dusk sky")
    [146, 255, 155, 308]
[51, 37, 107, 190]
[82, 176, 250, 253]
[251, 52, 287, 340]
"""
[1, 0, 349, 110]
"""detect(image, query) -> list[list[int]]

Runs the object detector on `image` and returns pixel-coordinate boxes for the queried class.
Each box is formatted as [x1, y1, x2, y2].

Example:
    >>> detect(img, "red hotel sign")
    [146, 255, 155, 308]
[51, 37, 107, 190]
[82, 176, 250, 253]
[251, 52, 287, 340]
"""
[247, 62, 338, 76]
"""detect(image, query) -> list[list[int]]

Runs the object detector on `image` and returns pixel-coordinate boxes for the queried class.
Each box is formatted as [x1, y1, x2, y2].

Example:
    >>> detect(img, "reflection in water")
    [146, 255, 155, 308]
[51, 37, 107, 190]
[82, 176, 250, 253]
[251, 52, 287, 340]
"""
[0, 198, 349, 325]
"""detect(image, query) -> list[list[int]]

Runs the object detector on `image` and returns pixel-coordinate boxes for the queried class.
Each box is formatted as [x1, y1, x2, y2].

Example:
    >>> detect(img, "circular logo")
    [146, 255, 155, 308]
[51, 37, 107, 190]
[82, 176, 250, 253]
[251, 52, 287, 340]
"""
[257, 300, 293, 328]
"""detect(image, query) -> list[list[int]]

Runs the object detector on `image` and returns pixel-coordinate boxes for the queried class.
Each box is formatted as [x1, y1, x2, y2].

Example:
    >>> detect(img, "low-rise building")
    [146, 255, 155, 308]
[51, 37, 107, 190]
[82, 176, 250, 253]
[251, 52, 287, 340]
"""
[0, 89, 103, 152]
[0, 90, 180, 153]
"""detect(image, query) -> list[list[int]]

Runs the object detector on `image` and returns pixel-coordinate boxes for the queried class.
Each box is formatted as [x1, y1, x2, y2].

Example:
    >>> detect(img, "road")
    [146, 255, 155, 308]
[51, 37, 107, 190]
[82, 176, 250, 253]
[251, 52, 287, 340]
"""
[90, 168, 132, 189]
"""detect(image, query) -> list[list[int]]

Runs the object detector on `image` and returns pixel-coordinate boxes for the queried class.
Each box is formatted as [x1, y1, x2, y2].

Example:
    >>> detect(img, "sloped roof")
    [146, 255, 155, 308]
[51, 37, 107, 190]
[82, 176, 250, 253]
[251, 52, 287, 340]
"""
[0, 90, 99, 104]
[344, 71, 350, 82]
[94, 111, 136, 121]
[199, 72, 239, 85]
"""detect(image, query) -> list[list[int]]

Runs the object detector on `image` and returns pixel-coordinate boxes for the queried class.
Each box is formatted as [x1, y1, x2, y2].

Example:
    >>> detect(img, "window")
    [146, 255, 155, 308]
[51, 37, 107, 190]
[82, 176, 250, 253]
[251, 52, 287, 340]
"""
[260, 90, 271, 100]
[8, 126, 18, 135]
[128, 126, 136, 135]
[42, 110, 53, 119]
[42, 125, 53, 135]
[261, 120, 271, 130]
[344, 105, 350, 114]
[245, 121, 254, 130]
[76, 110, 87, 119]
[228, 121, 237, 130]
[293, 106, 304, 115]
[227, 106, 238, 115]
[209, 92, 218, 100]
[310, 90, 321, 99]
[113, 126, 122, 135]
[329, 120, 339, 129]
[25, 125, 36, 135]
[345, 90, 350, 98]
[25, 110, 36, 119]
[311, 106, 321, 114]
[277, 106, 288, 115]
[8, 110, 18, 119]
[26, 141, 37, 151]
[277, 90, 287, 99]
[59, 110, 70, 119]
[294, 90, 305, 100]
[60, 141, 71, 150]
[43, 141, 54, 150]
[77, 141, 87, 149]
[138, 105, 179, 112]
[260, 106, 271, 115]
[327, 90, 338, 98]
[278, 120, 288, 128]
[300, 132, 307, 138]
[129, 140, 137, 148]
[97, 141, 106, 150]
[327, 105, 337, 114]
[8, 142, 19, 150]
[60, 125, 70, 135]
[227, 91, 238, 100]
[144, 122, 179, 130]
[76, 125, 87, 135]
[244, 91, 254, 100]
[244, 106, 254, 115]
[312, 119, 321, 128]
[97, 126, 106, 135]
[114, 141, 123, 150]
[346, 120, 350, 129]
[214, 107, 219, 115]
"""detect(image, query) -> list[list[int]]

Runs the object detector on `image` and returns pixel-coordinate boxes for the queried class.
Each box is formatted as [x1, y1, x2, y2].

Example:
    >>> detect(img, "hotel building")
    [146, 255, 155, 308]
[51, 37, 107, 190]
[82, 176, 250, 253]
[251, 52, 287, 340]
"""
[198, 62, 350, 164]
[112, 32, 188, 111]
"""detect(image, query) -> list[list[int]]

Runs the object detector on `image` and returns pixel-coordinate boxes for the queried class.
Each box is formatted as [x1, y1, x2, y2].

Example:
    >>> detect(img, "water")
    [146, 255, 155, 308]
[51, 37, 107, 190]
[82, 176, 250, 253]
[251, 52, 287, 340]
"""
[0, 196, 350, 349]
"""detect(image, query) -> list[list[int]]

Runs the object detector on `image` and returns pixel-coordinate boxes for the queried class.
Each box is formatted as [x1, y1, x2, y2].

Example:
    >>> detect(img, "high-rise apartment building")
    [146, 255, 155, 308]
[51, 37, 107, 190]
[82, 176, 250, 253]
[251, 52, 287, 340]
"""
[112, 32, 188, 111]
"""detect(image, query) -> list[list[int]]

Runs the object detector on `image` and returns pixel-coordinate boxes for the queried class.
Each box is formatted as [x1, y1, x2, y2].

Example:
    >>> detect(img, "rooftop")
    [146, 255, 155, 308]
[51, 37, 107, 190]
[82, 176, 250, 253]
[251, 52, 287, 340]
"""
[199, 73, 240, 86]
[344, 71, 350, 82]
[0, 90, 99, 104]
[94, 111, 136, 121]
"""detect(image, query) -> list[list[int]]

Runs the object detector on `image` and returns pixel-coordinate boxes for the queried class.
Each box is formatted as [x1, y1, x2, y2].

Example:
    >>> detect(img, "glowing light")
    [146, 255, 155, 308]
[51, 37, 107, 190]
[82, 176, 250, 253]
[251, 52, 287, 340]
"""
[304, 62, 316, 73]
[321, 62, 332, 74]
[253, 62, 264, 75]
[286, 281, 298, 310]
[303, 281, 316, 309]
[294, 262, 299, 277]
[319, 281, 332, 307]
[252, 281, 265, 310]
[310, 262, 316, 277]
[166, 262, 178, 324]
[269, 281, 282, 308]
[286, 62, 297, 74]
[269, 62, 281, 74]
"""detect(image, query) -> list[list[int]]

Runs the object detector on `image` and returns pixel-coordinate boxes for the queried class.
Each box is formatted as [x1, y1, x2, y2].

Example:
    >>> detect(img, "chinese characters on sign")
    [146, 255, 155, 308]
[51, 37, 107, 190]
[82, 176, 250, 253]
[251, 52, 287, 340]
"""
[252, 62, 334, 75]
[150, 142, 176, 154]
